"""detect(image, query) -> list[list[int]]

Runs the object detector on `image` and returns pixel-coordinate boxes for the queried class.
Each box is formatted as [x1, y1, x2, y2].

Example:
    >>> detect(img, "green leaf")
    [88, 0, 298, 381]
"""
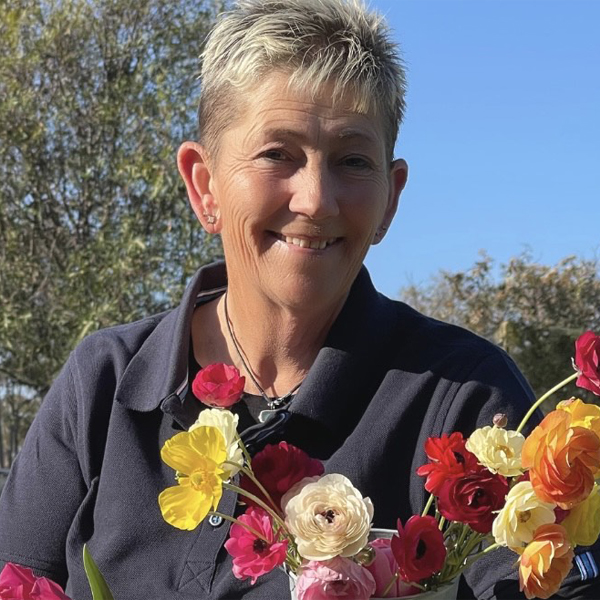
[83, 544, 114, 600]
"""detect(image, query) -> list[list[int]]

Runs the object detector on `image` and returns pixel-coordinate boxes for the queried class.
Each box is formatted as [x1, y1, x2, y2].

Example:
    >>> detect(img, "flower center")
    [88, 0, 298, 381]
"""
[189, 469, 217, 491]
[253, 539, 269, 555]
[498, 444, 514, 458]
[416, 539, 427, 560]
[453, 451, 465, 464]
[320, 509, 337, 523]
[518, 510, 531, 523]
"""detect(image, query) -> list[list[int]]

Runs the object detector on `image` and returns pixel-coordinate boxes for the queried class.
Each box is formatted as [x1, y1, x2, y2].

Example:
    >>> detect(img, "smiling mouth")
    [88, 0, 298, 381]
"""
[273, 233, 339, 250]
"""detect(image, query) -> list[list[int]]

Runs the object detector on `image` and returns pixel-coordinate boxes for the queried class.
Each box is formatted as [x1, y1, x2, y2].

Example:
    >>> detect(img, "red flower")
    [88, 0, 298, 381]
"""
[0, 563, 71, 600]
[574, 331, 600, 396]
[224, 507, 288, 584]
[192, 363, 245, 408]
[365, 538, 419, 597]
[240, 441, 324, 511]
[416, 432, 480, 495]
[437, 468, 509, 533]
[390, 516, 446, 583]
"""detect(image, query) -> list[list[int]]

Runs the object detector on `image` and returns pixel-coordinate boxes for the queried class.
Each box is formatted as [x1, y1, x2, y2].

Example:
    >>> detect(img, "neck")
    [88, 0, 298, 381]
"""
[218, 285, 346, 398]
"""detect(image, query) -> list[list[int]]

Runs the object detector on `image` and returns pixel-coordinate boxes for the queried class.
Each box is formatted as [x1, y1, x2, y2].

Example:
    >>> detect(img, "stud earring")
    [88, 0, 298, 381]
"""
[203, 213, 217, 225]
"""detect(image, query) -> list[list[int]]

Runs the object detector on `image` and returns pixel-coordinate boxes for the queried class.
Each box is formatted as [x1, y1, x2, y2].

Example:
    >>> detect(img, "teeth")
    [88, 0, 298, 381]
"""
[282, 235, 336, 249]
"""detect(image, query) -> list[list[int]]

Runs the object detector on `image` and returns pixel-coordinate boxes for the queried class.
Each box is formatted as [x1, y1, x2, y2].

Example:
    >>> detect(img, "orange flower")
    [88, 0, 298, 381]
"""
[519, 524, 574, 599]
[521, 410, 600, 509]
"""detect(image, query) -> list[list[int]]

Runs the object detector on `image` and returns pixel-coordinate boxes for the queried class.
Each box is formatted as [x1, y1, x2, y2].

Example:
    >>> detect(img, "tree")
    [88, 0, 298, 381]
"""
[400, 252, 600, 410]
[0, 0, 225, 462]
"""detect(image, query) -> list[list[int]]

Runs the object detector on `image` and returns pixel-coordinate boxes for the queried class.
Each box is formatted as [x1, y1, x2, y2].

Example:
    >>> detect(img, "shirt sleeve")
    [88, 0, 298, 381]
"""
[0, 355, 87, 587]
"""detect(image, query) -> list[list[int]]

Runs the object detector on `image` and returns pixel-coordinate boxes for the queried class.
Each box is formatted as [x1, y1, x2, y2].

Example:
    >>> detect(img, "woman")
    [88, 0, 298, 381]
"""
[0, 1, 597, 599]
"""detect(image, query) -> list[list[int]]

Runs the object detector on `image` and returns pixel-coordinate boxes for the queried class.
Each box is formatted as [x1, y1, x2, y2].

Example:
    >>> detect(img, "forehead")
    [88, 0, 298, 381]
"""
[227, 72, 387, 149]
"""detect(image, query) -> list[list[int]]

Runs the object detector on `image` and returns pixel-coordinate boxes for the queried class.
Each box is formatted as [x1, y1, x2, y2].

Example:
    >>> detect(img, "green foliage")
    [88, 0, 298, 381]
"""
[400, 251, 600, 410]
[83, 544, 115, 600]
[0, 0, 225, 460]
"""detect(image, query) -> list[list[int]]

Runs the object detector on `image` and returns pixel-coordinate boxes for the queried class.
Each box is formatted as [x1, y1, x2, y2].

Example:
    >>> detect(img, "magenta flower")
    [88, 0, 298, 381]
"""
[0, 563, 71, 600]
[365, 538, 419, 598]
[574, 331, 600, 396]
[224, 507, 288, 584]
[192, 363, 245, 408]
[296, 557, 375, 600]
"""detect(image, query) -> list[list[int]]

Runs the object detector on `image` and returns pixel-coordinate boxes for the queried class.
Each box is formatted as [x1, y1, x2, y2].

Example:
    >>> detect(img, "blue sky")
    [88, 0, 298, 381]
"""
[364, 0, 600, 298]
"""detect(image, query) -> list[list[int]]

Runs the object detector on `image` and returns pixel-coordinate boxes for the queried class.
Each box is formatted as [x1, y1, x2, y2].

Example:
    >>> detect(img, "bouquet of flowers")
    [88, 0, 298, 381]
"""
[2, 332, 599, 600]
[154, 331, 600, 599]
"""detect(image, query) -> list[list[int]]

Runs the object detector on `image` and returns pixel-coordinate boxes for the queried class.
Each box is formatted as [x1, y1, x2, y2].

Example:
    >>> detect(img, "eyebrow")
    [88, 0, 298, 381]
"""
[259, 127, 379, 146]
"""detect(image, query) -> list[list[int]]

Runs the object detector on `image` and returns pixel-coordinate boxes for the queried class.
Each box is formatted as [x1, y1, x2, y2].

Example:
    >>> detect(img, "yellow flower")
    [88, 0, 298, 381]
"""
[562, 483, 600, 546]
[557, 398, 600, 439]
[159, 425, 227, 530]
[466, 426, 525, 477]
[492, 481, 556, 551]
[190, 409, 244, 477]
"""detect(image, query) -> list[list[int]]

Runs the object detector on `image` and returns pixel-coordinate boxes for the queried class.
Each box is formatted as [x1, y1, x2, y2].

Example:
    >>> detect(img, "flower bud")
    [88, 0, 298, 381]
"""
[493, 413, 508, 428]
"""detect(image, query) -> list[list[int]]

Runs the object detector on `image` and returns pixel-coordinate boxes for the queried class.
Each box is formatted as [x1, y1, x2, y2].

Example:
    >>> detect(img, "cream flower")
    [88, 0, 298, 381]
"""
[492, 481, 556, 551]
[466, 425, 525, 477]
[562, 483, 600, 546]
[282, 473, 374, 561]
[190, 409, 244, 477]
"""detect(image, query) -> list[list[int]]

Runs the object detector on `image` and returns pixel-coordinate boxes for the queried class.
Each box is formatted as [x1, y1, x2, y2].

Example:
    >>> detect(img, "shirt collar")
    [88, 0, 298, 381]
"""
[115, 261, 397, 445]
[115, 261, 227, 411]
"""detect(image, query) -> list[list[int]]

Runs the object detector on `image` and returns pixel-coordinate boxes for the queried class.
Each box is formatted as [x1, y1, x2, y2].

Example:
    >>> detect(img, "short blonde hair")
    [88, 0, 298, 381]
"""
[198, 0, 407, 158]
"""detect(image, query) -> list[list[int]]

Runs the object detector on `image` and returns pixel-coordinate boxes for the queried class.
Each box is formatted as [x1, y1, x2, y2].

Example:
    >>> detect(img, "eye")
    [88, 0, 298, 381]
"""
[341, 155, 373, 170]
[261, 148, 288, 162]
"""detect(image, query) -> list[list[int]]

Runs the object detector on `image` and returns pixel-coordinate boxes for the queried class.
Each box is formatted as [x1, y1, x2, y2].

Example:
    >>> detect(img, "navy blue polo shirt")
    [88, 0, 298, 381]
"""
[0, 262, 598, 599]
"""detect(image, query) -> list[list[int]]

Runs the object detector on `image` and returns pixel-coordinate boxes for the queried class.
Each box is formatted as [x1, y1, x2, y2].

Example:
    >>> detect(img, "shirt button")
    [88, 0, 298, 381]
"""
[209, 514, 224, 527]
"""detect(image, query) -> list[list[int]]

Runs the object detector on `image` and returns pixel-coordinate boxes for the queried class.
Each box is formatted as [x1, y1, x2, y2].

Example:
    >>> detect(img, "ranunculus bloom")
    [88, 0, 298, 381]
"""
[416, 432, 480, 495]
[0, 563, 71, 600]
[158, 425, 227, 530]
[391, 516, 446, 583]
[574, 331, 600, 396]
[282, 474, 374, 560]
[437, 467, 509, 533]
[240, 441, 324, 512]
[521, 410, 600, 509]
[562, 483, 600, 546]
[224, 507, 288, 584]
[295, 557, 376, 600]
[365, 538, 419, 597]
[192, 363, 245, 408]
[190, 408, 244, 477]
[492, 481, 556, 551]
[557, 397, 600, 439]
[466, 426, 525, 477]
[519, 524, 574, 600]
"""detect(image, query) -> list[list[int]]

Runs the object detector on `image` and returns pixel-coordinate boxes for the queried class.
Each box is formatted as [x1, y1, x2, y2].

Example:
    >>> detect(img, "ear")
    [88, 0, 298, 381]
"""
[373, 158, 408, 245]
[177, 141, 221, 233]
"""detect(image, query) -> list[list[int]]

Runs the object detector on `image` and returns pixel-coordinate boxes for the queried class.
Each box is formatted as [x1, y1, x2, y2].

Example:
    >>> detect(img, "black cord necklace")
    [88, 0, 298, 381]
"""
[223, 291, 303, 410]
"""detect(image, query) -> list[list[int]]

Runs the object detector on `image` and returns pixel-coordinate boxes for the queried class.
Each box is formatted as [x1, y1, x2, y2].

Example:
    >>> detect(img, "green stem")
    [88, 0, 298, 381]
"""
[516, 372, 577, 433]
[233, 431, 253, 470]
[224, 482, 288, 533]
[421, 493, 434, 517]
[381, 572, 399, 598]
[223, 461, 283, 517]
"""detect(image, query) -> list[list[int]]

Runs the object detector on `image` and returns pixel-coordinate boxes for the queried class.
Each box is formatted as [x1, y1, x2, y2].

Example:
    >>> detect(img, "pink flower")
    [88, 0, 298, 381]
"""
[391, 516, 446, 584]
[0, 563, 71, 600]
[240, 441, 324, 511]
[365, 538, 419, 598]
[296, 557, 376, 600]
[574, 331, 600, 396]
[224, 507, 288, 584]
[191, 363, 245, 408]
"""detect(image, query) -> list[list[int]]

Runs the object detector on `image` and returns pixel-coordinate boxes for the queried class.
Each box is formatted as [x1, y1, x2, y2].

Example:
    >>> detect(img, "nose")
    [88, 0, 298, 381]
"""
[288, 159, 340, 220]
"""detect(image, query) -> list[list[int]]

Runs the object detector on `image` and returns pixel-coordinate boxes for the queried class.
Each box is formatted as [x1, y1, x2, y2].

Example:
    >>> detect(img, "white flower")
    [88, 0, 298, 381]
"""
[492, 481, 556, 551]
[466, 426, 525, 477]
[190, 409, 244, 477]
[282, 473, 374, 561]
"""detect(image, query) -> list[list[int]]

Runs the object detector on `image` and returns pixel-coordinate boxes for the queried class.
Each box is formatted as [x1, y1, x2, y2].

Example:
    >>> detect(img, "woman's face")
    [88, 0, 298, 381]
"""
[186, 72, 407, 313]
